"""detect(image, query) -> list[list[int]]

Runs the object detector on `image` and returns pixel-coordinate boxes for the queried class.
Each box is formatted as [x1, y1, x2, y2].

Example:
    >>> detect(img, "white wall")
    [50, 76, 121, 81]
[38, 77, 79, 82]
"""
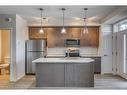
[98, 27, 102, 56]
[112, 32, 117, 75]
[0, 14, 28, 81]
[16, 15, 28, 80]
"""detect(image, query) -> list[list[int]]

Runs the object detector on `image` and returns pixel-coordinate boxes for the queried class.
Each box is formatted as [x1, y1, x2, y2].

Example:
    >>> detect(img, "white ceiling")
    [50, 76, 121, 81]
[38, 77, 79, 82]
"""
[0, 6, 123, 26]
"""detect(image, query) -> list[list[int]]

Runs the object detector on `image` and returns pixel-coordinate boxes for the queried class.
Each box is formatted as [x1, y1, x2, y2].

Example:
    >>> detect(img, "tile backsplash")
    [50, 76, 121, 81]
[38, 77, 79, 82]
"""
[47, 47, 66, 56]
[79, 47, 98, 55]
[47, 47, 99, 56]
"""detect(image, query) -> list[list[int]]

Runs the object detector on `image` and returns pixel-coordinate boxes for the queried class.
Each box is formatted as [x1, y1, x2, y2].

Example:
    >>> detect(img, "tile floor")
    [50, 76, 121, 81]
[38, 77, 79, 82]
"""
[0, 74, 127, 89]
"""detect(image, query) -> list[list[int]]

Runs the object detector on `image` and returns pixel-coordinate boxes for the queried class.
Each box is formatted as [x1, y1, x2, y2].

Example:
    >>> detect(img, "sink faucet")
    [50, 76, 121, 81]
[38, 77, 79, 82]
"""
[65, 50, 69, 57]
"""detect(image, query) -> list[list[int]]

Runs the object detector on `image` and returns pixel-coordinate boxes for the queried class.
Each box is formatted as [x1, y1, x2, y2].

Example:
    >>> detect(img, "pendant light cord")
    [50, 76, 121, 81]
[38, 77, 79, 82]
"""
[62, 9, 65, 29]
[61, 8, 66, 34]
[84, 8, 87, 29]
[40, 8, 43, 29]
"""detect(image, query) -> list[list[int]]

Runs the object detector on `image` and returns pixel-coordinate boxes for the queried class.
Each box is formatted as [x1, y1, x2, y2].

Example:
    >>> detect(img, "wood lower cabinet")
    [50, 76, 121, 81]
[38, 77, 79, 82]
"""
[36, 63, 65, 87]
[93, 57, 101, 73]
[65, 63, 94, 87]
[36, 62, 94, 87]
[81, 56, 101, 73]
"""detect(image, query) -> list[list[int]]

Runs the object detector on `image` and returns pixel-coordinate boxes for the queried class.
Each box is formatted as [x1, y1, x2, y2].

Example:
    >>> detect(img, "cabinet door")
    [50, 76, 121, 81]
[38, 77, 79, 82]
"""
[29, 27, 47, 40]
[65, 28, 81, 39]
[80, 28, 91, 46]
[65, 63, 94, 87]
[80, 27, 99, 47]
[88, 28, 99, 46]
[47, 28, 65, 47]
[73, 63, 94, 87]
[65, 64, 75, 87]
[36, 63, 65, 87]
[94, 57, 101, 73]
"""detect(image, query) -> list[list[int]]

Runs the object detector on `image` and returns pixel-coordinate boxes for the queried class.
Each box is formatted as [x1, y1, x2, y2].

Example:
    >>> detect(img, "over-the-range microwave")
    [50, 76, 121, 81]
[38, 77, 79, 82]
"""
[65, 39, 80, 47]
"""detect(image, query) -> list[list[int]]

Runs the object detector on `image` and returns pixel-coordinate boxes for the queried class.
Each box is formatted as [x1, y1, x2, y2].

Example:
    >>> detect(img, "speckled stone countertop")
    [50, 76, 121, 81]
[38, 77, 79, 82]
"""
[32, 57, 94, 64]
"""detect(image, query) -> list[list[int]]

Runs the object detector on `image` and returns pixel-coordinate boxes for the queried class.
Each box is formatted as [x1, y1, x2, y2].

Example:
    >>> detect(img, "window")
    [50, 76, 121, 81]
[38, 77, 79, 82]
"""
[119, 23, 127, 31]
[113, 19, 127, 32]
[123, 34, 126, 73]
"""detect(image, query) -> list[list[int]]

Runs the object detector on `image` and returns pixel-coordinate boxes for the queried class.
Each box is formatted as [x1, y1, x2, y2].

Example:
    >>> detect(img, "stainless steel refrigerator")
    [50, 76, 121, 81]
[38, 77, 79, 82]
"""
[25, 40, 47, 74]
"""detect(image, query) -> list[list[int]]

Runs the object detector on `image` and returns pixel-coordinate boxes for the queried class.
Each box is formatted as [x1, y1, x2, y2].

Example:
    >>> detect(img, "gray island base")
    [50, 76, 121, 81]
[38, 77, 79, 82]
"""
[32, 58, 94, 88]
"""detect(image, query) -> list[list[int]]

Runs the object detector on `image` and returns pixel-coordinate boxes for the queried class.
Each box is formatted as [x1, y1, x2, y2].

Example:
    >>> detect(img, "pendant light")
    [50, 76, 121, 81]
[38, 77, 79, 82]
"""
[61, 8, 66, 34]
[39, 8, 44, 34]
[83, 8, 88, 34]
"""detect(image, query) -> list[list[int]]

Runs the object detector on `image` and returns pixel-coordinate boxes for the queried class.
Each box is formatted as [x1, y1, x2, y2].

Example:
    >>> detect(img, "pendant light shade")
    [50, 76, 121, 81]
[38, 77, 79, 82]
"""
[39, 28, 44, 33]
[83, 8, 88, 34]
[39, 8, 44, 34]
[61, 27, 66, 34]
[61, 8, 66, 34]
[83, 26, 88, 34]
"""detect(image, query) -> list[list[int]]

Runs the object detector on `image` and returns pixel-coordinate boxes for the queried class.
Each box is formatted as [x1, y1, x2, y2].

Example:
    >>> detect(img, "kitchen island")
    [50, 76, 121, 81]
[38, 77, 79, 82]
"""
[32, 57, 94, 87]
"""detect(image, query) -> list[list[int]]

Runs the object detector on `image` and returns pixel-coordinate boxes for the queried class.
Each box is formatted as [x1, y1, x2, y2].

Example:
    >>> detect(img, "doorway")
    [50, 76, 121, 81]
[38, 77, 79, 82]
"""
[116, 30, 127, 79]
[0, 29, 11, 81]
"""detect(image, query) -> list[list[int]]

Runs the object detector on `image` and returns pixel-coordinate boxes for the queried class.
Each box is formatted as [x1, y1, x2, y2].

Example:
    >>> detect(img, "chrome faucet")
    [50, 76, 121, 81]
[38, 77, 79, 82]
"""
[65, 50, 69, 57]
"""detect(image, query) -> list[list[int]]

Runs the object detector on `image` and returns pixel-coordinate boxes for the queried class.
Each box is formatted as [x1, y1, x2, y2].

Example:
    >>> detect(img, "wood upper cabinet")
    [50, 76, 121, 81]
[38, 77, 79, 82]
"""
[47, 28, 65, 47]
[65, 28, 81, 39]
[47, 27, 82, 47]
[80, 27, 99, 47]
[29, 27, 99, 47]
[29, 27, 47, 40]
